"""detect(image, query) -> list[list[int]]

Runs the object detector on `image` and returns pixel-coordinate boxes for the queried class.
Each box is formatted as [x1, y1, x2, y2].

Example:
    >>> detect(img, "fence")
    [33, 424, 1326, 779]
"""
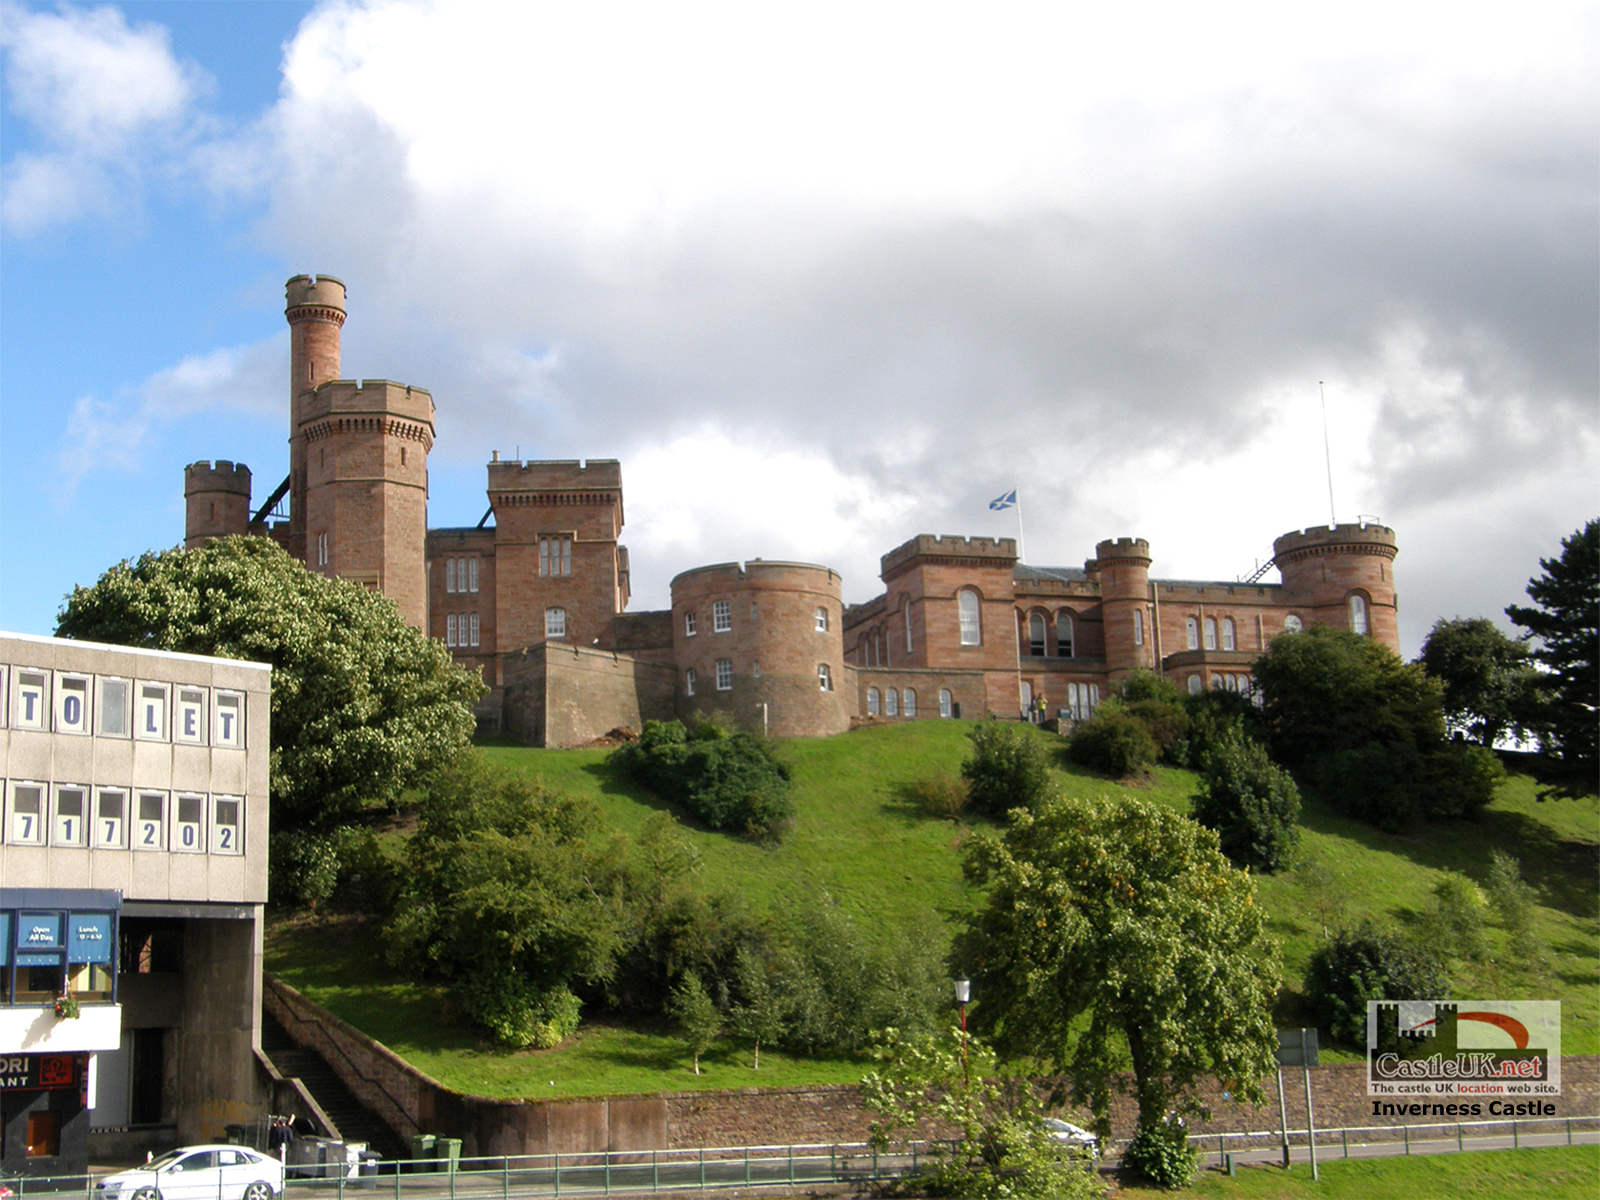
[1183, 1114, 1600, 1168]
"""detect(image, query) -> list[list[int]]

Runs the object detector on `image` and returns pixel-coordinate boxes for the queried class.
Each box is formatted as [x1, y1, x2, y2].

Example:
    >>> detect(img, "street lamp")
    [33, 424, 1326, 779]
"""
[954, 978, 971, 1087]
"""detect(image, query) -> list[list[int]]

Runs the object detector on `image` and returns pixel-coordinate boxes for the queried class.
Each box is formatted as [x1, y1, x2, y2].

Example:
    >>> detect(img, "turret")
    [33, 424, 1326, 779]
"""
[183, 461, 252, 549]
[1094, 537, 1153, 681]
[285, 274, 347, 562]
[1272, 522, 1399, 651]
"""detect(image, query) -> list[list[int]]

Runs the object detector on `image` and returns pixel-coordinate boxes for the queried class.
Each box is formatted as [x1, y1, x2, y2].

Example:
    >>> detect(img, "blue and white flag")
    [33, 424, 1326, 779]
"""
[989, 489, 1018, 511]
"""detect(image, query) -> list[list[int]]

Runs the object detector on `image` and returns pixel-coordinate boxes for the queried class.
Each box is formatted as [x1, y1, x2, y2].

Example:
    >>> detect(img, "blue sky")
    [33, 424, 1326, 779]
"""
[3, 1, 1596, 655]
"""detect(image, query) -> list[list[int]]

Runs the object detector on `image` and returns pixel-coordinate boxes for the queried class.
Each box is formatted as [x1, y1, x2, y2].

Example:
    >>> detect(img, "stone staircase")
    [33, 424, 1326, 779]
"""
[260, 1012, 410, 1162]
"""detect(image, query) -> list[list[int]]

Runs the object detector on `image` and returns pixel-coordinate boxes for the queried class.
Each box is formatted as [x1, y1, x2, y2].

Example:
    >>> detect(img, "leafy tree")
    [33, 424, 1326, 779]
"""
[1506, 519, 1599, 795]
[1418, 873, 1487, 964]
[1190, 730, 1301, 873]
[1317, 740, 1502, 830]
[960, 721, 1055, 817]
[1418, 617, 1538, 746]
[860, 1027, 1100, 1200]
[55, 536, 482, 833]
[1066, 706, 1157, 777]
[667, 973, 723, 1075]
[954, 794, 1279, 1143]
[609, 719, 793, 837]
[1485, 851, 1547, 975]
[1303, 923, 1446, 1048]
[728, 947, 794, 1069]
[1123, 1116, 1199, 1190]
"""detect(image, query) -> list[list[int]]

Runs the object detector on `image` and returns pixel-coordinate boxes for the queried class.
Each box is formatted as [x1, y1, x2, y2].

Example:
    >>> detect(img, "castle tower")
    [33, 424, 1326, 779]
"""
[1095, 537, 1153, 682]
[1272, 522, 1399, 652]
[285, 274, 347, 564]
[183, 461, 252, 548]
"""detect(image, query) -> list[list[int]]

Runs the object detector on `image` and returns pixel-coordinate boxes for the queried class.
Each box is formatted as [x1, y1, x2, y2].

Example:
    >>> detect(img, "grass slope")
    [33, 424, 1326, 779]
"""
[265, 722, 1599, 1099]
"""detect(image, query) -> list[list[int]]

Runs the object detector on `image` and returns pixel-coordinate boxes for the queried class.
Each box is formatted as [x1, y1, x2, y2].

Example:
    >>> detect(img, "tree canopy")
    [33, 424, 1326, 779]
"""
[56, 536, 483, 831]
[1417, 617, 1537, 747]
[1506, 519, 1598, 795]
[953, 793, 1279, 1140]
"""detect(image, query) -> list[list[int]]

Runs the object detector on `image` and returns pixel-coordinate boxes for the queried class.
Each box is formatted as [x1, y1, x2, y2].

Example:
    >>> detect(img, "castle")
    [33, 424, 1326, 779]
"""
[183, 275, 1401, 745]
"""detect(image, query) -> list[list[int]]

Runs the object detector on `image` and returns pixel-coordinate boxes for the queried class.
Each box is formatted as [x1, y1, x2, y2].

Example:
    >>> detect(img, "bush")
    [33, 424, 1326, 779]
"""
[1124, 698, 1190, 762]
[1421, 741, 1504, 818]
[1068, 708, 1156, 777]
[1304, 923, 1447, 1047]
[1419, 873, 1488, 962]
[459, 974, 581, 1048]
[1319, 742, 1502, 830]
[1191, 733, 1301, 873]
[961, 722, 1055, 817]
[1123, 1117, 1197, 1189]
[268, 829, 343, 909]
[610, 719, 793, 837]
[902, 773, 970, 819]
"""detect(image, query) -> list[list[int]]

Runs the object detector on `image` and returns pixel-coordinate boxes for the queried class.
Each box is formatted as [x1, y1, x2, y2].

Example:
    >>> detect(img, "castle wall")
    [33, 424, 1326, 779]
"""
[500, 643, 676, 748]
[184, 461, 252, 549]
[853, 667, 988, 722]
[427, 527, 497, 685]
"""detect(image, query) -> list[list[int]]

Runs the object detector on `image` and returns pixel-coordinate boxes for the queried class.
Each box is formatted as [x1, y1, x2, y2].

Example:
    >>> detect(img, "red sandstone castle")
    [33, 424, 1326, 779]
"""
[184, 275, 1401, 744]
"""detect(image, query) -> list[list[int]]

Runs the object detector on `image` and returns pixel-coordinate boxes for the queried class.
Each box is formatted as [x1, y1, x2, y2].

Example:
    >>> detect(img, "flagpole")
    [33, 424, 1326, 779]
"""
[1012, 492, 1025, 721]
[1014, 492, 1026, 565]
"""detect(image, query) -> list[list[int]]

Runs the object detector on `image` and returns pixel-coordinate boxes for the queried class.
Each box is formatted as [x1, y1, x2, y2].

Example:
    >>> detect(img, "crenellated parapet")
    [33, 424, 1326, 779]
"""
[881, 533, 1017, 579]
[183, 460, 253, 548]
[1273, 521, 1397, 564]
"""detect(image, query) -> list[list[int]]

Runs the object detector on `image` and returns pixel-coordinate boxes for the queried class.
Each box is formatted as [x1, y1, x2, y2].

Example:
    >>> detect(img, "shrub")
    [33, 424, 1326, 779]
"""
[611, 719, 794, 837]
[268, 829, 343, 908]
[1421, 741, 1504, 818]
[902, 773, 970, 819]
[1420, 873, 1488, 962]
[1319, 742, 1502, 830]
[1124, 698, 1190, 762]
[1304, 923, 1447, 1047]
[961, 722, 1055, 817]
[460, 973, 581, 1048]
[1191, 733, 1301, 873]
[1123, 1117, 1197, 1189]
[1068, 708, 1156, 777]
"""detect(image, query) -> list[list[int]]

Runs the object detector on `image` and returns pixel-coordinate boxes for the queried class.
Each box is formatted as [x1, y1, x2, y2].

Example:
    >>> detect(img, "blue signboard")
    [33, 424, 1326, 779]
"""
[67, 913, 113, 964]
[16, 912, 61, 951]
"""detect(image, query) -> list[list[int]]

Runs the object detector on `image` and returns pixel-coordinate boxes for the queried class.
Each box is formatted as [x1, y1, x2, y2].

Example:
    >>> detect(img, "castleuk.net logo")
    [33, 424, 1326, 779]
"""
[1367, 1001, 1561, 1098]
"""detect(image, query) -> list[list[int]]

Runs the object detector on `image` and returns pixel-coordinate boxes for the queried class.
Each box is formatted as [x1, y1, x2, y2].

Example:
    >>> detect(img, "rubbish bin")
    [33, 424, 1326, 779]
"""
[225, 1124, 247, 1146]
[437, 1138, 462, 1174]
[358, 1153, 381, 1189]
[408, 1134, 436, 1173]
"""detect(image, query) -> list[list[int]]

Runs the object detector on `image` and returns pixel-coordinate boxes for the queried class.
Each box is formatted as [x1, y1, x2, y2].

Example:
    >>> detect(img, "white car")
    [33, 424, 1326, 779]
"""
[98, 1146, 283, 1200]
[1042, 1118, 1099, 1157]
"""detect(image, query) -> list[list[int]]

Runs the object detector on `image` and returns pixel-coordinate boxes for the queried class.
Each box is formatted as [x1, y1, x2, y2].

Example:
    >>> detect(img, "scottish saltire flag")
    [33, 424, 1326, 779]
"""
[989, 489, 1018, 511]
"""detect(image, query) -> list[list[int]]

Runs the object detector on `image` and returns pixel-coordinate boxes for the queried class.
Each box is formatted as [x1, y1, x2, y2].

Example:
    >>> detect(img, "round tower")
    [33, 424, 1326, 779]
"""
[1272, 522, 1399, 652]
[184, 460, 252, 549]
[285, 274, 347, 562]
[1094, 537, 1153, 682]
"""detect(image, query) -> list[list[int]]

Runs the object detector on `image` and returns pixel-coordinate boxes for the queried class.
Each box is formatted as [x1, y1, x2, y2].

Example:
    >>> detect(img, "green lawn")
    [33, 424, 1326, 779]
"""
[266, 722, 1599, 1096]
[1108, 1144, 1599, 1199]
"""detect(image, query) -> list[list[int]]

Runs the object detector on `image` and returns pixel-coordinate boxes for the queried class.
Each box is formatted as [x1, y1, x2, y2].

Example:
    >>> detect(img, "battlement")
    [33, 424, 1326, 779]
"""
[881, 534, 1018, 577]
[183, 461, 252, 495]
[302, 379, 435, 424]
[487, 457, 623, 493]
[671, 559, 840, 590]
[1273, 521, 1397, 561]
[285, 274, 347, 321]
[1094, 537, 1151, 563]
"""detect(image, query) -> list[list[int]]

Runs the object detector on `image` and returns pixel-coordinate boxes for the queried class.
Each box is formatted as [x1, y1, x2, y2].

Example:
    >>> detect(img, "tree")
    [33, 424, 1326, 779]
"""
[960, 722, 1055, 817]
[1418, 617, 1537, 746]
[55, 536, 482, 832]
[609, 719, 793, 838]
[954, 794, 1279, 1145]
[1303, 923, 1446, 1048]
[667, 973, 723, 1075]
[1067, 707, 1157, 777]
[1506, 519, 1599, 795]
[1191, 731, 1301, 873]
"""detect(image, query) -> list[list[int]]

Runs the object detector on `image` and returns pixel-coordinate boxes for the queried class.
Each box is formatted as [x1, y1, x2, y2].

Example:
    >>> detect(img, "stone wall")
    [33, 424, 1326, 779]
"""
[499, 642, 677, 747]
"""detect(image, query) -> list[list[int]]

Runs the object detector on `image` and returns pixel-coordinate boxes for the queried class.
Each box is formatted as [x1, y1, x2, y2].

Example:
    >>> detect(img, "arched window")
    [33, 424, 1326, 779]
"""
[1211, 674, 1224, 689]
[817, 663, 832, 691]
[866, 687, 881, 717]
[885, 689, 899, 717]
[1186, 617, 1199, 650]
[903, 598, 913, 653]
[1188, 674, 1203, 696]
[1349, 594, 1369, 636]
[815, 606, 829, 632]
[1204, 618, 1218, 651]
[1284, 614, 1303, 634]
[1057, 611, 1075, 657]
[545, 607, 567, 639]
[1132, 608, 1144, 647]
[904, 688, 917, 717]
[1222, 618, 1235, 651]
[958, 590, 982, 645]
[938, 689, 952, 718]
[1029, 612, 1046, 657]
[685, 668, 697, 696]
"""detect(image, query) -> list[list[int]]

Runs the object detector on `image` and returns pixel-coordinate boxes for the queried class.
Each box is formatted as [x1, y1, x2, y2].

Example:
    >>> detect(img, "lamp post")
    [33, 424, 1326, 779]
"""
[954, 978, 971, 1088]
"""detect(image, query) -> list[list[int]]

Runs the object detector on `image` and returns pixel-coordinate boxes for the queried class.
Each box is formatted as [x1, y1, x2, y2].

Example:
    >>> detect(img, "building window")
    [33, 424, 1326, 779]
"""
[55, 675, 89, 734]
[815, 606, 829, 632]
[1186, 617, 1199, 651]
[685, 668, 697, 696]
[214, 692, 244, 747]
[446, 614, 458, 647]
[53, 785, 87, 845]
[685, 610, 697, 636]
[175, 688, 206, 744]
[317, 532, 329, 568]
[9, 782, 44, 844]
[885, 688, 899, 717]
[446, 559, 456, 593]
[753, 661, 761, 679]
[817, 663, 832, 691]
[938, 688, 952, 718]
[866, 687, 880, 716]
[96, 789, 126, 848]
[98, 677, 129, 737]
[213, 796, 243, 855]
[15, 669, 47, 728]
[1028, 612, 1046, 657]
[715, 658, 733, 691]
[468, 558, 479, 592]
[1284, 614, 1303, 634]
[903, 599, 913, 653]
[1222, 617, 1236, 651]
[546, 607, 567, 639]
[958, 590, 982, 645]
[136, 683, 168, 741]
[1188, 674, 1203, 696]
[539, 537, 573, 577]
[135, 791, 165, 850]
[713, 600, 731, 632]
[469, 612, 480, 647]
[1204, 617, 1218, 651]
[1349, 594, 1369, 636]
[904, 688, 917, 717]
[1132, 608, 1144, 647]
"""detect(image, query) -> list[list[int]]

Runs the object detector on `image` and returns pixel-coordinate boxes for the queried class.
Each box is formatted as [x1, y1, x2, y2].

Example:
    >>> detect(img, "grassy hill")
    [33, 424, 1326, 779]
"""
[265, 721, 1598, 1099]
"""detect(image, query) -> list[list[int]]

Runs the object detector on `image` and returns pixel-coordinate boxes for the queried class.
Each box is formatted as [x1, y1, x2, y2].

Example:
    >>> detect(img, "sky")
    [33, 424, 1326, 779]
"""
[2, 0, 1595, 658]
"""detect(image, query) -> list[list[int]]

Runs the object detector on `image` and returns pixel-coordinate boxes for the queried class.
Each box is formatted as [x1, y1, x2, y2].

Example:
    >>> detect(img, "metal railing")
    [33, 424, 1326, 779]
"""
[1180, 1114, 1600, 1168]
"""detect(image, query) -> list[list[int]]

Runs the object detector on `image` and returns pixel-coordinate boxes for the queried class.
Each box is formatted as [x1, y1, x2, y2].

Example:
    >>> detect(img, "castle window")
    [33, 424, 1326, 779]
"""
[885, 688, 899, 716]
[867, 687, 880, 716]
[904, 688, 917, 717]
[446, 559, 456, 593]
[1132, 608, 1144, 647]
[446, 614, 458, 647]
[685, 611, 697, 636]
[1349, 594, 1369, 636]
[816, 606, 829, 632]
[715, 658, 733, 691]
[546, 607, 567, 639]
[903, 599, 913, 653]
[685, 668, 696, 696]
[539, 541, 548, 576]
[317, 532, 329, 568]
[1188, 674, 1203, 696]
[469, 558, 479, 593]
[753, 662, 761, 678]
[1222, 618, 1236, 651]
[938, 689, 952, 718]
[958, 590, 982, 645]
[1029, 612, 1046, 657]
[713, 600, 731, 633]
[1204, 618, 1217, 651]
[817, 663, 832, 691]
[469, 613, 480, 647]
[1186, 617, 1199, 651]
[539, 538, 573, 577]
[1284, 614, 1303, 634]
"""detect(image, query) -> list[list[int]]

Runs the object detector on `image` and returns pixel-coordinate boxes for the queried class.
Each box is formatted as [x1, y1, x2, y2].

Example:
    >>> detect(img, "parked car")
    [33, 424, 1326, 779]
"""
[98, 1146, 283, 1200]
[1042, 1118, 1099, 1157]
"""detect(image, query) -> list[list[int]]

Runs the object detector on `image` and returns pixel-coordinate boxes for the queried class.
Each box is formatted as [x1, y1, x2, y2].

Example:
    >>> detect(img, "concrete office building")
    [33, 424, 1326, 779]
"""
[1, 633, 271, 1177]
